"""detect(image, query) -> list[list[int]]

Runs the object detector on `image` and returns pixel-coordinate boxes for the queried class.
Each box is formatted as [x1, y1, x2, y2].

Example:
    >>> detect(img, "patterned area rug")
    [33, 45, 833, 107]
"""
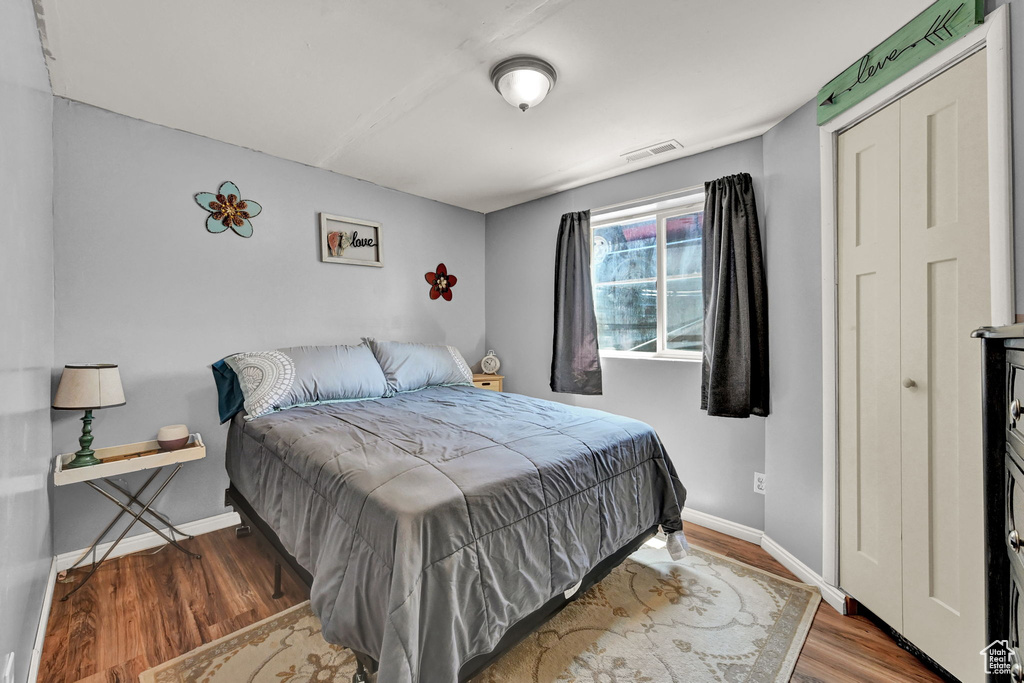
[139, 544, 820, 683]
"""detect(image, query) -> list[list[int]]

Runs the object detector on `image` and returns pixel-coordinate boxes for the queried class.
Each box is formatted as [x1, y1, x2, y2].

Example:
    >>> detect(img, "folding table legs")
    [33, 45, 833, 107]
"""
[61, 468, 163, 572]
[61, 463, 200, 601]
[103, 477, 195, 542]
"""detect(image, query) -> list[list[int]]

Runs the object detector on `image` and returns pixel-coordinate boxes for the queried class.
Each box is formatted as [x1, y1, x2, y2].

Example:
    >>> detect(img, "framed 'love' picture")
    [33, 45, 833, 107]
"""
[319, 213, 383, 267]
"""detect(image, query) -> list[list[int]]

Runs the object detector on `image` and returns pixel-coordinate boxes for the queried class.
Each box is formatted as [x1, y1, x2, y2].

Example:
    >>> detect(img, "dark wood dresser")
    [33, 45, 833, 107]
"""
[974, 324, 1024, 681]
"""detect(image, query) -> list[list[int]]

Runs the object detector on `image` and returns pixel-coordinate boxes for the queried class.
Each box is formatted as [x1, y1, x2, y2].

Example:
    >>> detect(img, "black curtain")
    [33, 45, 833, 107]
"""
[701, 173, 769, 417]
[551, 210, 603, 395]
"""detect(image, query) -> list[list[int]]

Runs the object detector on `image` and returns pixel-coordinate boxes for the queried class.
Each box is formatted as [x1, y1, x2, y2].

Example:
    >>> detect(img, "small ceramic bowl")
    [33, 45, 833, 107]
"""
[157, 424, 189, 451]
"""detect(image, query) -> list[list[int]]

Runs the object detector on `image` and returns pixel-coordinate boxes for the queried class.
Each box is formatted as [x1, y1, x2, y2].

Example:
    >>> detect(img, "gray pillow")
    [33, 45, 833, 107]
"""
[225, 343, 389, 420]
[365, 339, 473, 394]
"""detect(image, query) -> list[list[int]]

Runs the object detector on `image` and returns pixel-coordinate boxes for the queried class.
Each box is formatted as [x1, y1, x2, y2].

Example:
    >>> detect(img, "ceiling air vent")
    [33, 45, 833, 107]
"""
[621, 139, 682, 163]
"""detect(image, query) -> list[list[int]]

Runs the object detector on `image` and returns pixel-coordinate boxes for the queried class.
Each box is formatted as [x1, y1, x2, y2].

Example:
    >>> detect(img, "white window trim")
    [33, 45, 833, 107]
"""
[591, 191, 705, 362]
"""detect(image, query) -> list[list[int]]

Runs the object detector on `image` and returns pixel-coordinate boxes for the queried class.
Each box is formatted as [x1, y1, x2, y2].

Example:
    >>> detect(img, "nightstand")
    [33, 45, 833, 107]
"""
[473, 373, 504, 392]
[53, 434, 206, 599]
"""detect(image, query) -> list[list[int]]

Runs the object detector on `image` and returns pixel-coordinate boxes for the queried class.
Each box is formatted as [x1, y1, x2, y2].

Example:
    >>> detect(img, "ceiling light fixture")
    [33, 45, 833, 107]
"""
[490, 56, 557, 112]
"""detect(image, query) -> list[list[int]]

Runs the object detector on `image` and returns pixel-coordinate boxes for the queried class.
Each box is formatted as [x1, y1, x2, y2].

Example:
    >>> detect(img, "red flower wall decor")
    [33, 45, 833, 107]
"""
[425, 263, 457, 301]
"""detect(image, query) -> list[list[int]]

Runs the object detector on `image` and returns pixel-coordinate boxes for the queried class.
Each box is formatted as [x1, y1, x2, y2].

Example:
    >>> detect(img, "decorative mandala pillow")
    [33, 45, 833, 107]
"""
[224, 351, 297, 419]
[223, 343, 389, 420]
[364, 339, 474, 394]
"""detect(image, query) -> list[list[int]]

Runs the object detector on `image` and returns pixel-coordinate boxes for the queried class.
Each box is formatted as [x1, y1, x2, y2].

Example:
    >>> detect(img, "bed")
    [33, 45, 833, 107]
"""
[220, 348, 687, 682]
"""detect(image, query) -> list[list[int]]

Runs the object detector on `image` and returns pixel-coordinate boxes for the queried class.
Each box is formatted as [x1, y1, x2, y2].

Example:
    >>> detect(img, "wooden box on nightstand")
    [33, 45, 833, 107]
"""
[473, 373, 504, 392]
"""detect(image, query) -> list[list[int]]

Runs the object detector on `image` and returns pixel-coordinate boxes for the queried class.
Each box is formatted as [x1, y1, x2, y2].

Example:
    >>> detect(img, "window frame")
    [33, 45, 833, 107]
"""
[591, 192, 705, 362]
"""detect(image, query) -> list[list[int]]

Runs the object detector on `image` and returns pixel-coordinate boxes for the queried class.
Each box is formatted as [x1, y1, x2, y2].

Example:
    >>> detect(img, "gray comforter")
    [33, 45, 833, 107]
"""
[226, 385, 686, 682]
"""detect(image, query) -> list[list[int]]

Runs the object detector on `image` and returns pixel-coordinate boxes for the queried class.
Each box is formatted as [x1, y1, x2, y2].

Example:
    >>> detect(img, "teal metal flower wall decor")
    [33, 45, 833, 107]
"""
[195, 181, 262, 238]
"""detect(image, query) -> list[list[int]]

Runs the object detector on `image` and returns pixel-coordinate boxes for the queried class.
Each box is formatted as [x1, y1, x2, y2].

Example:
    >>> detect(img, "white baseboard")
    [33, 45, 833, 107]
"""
[27, 557, 57, 683]
[761, 534, 847, 614]
[55, 511, 241, 573]
[681, 507, 847, 615]
[682, 507, 764, 545]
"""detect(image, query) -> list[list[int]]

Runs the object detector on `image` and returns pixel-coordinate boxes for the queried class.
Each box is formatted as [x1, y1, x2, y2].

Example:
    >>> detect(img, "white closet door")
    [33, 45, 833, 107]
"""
[837, 101, 905, 630]
[898, 49, 989, 683]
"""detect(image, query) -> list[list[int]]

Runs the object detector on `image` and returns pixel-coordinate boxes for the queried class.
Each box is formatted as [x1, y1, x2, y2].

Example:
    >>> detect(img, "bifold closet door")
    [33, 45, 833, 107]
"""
[839, 49, 990, 683]
[898, 49, 988, 683]
[837, 100, 905, 631]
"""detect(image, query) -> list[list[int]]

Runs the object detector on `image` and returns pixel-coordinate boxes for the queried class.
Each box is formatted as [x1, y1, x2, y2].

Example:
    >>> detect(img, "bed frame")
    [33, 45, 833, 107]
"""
[225, 484, 658, 682]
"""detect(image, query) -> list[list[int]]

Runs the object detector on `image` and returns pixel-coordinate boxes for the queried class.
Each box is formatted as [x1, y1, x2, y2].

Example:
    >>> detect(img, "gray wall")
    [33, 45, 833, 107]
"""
[761, 101, 824, 573]
[485, 138, 768, 530]
[0, 0, 54, 678]
[988, 0, 1024, 311]
[51, 99, 486, 553]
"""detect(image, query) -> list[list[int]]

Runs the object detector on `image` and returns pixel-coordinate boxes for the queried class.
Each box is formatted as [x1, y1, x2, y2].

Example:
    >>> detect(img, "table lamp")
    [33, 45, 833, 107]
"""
[53, 364, 126, 468]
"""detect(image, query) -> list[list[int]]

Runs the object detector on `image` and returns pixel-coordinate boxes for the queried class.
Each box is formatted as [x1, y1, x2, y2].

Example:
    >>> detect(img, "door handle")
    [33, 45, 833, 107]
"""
[1012, 398, 1022, 424]
[1010, 529, 1021, 553]
[902, 378, 917, 389]
[1012, 662, 1023, 683]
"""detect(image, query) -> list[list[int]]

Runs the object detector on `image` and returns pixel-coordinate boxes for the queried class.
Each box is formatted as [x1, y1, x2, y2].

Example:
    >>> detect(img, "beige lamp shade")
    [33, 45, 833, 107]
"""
[53, 364, 126, 410]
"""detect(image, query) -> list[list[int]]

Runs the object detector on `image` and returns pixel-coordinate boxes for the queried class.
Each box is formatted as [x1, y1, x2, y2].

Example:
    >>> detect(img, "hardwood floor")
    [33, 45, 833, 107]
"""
[39, 522, 942, 682]
[40, 529, 309, 683]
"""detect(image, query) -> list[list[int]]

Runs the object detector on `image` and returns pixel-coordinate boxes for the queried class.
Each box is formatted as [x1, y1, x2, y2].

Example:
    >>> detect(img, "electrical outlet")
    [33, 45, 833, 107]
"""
[3, 652, 14, 683]
[754, 472, 766, 495]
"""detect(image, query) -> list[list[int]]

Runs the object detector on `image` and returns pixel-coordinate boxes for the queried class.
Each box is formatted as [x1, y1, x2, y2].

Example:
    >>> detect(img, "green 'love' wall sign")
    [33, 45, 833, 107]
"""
[817, 0, 984, 125]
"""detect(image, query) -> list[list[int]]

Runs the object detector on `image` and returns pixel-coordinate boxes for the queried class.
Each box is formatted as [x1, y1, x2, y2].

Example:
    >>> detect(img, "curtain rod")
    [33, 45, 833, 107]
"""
[591, 184, 705, 215]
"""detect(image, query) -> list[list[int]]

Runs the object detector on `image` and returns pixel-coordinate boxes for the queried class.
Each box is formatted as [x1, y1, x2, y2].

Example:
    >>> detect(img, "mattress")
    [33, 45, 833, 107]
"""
[226, 384, 686, 682]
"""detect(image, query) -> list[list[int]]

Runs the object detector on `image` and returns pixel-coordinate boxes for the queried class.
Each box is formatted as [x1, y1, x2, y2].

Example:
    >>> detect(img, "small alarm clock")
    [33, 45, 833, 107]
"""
[481, 350, 501, 375]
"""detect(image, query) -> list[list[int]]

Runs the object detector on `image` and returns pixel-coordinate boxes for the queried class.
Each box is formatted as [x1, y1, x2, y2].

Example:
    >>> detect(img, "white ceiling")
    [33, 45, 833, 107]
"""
[37, 0, 935, 213]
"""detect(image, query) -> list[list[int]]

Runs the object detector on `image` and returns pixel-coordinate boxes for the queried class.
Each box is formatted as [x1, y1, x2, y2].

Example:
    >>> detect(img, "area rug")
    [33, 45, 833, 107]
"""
[139, 544, 820, 683]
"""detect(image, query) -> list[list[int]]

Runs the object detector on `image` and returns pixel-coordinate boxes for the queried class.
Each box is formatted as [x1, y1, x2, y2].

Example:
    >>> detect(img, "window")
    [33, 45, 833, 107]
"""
[591, 192, 704, 359]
